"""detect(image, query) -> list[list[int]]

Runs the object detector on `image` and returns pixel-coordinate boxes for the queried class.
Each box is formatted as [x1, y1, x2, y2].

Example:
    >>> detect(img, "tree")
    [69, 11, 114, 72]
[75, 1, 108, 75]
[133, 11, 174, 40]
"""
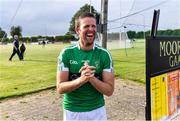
[136, 31, 144, 38]
[68, 4, 100, 33]
[10, 26, 22, 38]
[127, 31, 136, 39]
[0, 27, 7, 38]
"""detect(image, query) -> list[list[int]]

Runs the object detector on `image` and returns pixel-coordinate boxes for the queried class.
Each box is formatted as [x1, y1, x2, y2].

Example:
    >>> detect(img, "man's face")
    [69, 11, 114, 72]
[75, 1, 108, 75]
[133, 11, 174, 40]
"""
[76, 17, 96, 47]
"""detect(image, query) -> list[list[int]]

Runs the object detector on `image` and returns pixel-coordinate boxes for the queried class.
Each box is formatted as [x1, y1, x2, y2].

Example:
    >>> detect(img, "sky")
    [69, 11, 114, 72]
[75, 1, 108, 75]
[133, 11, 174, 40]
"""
[0, 0, 180, 37]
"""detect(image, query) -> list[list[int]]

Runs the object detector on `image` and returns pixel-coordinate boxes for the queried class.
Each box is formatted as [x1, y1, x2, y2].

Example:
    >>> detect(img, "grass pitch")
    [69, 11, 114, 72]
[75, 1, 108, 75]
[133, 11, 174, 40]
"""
[0, 40, 145, 99]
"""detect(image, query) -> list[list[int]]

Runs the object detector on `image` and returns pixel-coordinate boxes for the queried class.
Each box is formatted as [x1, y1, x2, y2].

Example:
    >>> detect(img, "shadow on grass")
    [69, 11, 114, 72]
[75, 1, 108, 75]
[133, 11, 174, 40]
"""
[0, 86, 56, 100]
[113, 60, 145, 64]
[24, 59, 56, 63]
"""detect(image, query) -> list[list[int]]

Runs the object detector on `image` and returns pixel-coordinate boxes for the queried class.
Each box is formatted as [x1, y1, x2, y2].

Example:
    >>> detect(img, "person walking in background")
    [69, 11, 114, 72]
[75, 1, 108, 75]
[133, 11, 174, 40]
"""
[42, 40, 46, 48]
[20, 43, 26, 60]
[56, 12, 114, 121]
[9, 35, 22, 61]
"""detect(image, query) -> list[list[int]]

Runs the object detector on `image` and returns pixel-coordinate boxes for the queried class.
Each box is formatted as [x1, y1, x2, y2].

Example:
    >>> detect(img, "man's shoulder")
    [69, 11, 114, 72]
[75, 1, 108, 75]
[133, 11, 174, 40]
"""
[61, 44, 78, 54]
[64, 44, 78, 50]
[94, 44, 110, 53]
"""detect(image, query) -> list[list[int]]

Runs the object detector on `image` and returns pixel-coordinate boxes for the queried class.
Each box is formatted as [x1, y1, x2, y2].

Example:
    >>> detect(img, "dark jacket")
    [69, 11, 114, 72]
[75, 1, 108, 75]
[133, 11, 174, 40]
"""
[13, 39, 19, 51]
[20, 43, 26, 53]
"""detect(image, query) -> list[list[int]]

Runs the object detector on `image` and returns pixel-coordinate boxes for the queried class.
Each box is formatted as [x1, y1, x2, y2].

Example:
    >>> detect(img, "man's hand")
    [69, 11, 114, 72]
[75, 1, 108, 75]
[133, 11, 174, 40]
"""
[79, 63, 96, 82]
[56, 62, 97, 94]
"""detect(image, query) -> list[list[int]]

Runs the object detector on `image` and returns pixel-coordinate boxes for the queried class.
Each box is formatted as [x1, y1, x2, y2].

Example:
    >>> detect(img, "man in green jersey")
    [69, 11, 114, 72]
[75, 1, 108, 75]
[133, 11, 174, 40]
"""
[57, 12, 114, 121]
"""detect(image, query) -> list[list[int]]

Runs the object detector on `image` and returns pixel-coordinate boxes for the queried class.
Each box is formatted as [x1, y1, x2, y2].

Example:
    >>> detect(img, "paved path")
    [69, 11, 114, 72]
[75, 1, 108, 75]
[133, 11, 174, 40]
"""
[0, 79, 146, 121]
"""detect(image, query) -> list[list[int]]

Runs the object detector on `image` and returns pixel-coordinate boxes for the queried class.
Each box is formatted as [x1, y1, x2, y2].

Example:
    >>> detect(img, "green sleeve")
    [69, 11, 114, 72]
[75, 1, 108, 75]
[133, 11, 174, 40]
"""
[103, 51, 114, 73]
[57, 49, 69, 71]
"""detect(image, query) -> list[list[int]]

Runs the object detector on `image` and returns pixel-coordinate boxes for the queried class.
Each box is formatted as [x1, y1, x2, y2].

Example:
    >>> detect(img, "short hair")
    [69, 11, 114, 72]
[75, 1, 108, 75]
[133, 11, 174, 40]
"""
[14, 35, 18, 39]
[75, 12, 96, 29]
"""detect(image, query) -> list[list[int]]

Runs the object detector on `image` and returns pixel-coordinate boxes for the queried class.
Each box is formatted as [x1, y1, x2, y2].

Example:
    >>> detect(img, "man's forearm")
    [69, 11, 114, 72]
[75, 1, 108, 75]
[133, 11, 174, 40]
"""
[57, 76, 87, 94]
[89, 77, 114, 96]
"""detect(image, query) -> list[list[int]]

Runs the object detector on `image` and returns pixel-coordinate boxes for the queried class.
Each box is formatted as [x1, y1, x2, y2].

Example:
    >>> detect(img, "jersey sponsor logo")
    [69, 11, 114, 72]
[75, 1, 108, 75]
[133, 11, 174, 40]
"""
[70, 60, 78, 64]
[81, 60, 90, 65]
[81, 60, 90, 63]
[95, 61, 99, 68]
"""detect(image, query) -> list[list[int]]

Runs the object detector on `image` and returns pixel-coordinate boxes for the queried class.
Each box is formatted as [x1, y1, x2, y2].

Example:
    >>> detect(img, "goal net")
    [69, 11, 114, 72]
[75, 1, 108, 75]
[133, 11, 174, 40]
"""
[106, 32, 132, 50]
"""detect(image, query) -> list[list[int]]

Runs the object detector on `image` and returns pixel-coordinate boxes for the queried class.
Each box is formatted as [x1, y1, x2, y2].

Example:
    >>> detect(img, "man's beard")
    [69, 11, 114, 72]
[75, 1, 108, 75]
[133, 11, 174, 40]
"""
[85, 37, 94, 47]
[85, 42, 93, 46]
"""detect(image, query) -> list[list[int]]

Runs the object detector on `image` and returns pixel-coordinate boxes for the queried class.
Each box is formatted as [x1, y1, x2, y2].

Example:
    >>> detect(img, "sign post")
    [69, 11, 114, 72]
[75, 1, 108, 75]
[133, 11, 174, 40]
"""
[146, 10, 180, 121]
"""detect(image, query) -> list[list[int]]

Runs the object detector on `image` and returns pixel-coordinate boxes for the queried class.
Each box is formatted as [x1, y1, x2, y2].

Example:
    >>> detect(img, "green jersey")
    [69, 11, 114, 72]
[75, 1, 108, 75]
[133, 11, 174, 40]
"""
[58, 43, 113, 112]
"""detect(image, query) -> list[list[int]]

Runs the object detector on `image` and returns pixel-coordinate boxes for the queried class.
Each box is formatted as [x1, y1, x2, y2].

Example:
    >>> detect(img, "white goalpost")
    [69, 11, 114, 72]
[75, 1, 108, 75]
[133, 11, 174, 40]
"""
[106, 32, 132, 50]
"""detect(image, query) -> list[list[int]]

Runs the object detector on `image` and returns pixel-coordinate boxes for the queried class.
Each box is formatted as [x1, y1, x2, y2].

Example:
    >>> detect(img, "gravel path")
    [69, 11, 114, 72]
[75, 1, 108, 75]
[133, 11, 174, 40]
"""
[0, 79, 146, 121]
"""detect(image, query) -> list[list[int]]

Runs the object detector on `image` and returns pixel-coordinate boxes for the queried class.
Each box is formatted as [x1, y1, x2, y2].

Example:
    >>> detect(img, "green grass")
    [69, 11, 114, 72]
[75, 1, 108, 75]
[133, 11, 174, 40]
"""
[0, 44, 66, 99]
[111, 39, 145, 83]
[0, 40, 145, 99]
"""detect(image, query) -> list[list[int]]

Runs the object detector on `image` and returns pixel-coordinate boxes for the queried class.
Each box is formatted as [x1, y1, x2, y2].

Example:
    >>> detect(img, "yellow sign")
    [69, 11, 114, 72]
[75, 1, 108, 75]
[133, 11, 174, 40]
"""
[151, 74, 168, 120]
[150, 70, 180, 121]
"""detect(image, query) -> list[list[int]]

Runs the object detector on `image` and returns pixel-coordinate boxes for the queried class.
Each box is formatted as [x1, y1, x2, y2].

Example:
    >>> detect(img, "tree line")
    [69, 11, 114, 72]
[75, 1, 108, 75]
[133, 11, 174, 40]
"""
[0, 26, 75, 43]
[0, 33, 76, 43]
[127, 29, 180, 39]
[1, 28, 179, 43]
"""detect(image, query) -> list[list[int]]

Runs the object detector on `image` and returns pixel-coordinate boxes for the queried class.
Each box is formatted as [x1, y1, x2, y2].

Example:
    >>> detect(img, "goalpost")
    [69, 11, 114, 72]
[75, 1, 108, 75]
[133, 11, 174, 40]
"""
[106, 32, 132, 50]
